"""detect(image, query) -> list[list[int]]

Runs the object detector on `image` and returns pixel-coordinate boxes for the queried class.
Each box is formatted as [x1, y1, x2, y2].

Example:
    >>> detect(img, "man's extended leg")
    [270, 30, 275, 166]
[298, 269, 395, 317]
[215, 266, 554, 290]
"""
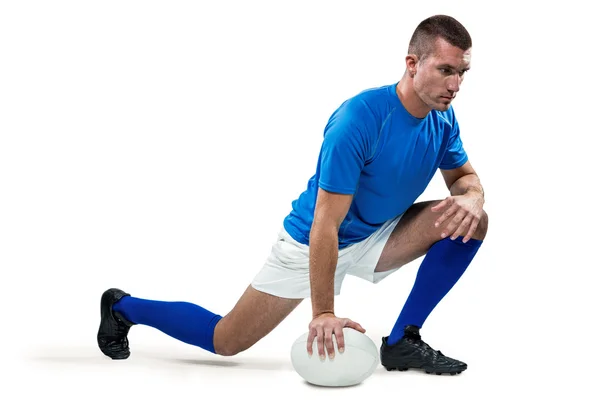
[375, 200, 488, 374]
[97, 284, 302, 359]
[213, 285, 302, 355]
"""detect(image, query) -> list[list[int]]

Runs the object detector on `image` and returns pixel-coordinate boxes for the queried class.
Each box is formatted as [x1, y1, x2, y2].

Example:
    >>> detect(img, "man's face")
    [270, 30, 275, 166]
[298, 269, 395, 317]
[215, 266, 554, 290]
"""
[413, 38, 471, 112]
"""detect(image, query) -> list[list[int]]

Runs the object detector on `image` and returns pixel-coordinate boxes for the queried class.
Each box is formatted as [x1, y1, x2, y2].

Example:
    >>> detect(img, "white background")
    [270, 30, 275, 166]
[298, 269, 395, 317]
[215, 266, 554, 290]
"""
[2, 0, 598, 398]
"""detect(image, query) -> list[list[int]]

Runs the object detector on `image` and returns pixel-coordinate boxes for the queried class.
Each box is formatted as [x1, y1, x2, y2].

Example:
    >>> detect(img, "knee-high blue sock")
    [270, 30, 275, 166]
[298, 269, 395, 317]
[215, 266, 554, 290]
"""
[387, 236, 483, 345]
[113, 297, 223, 353]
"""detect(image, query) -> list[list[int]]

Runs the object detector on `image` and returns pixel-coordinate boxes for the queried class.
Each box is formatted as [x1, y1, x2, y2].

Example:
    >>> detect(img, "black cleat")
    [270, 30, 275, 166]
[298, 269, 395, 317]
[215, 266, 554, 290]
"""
[97, 288, 135, 360]
[380, 325, 467, 375]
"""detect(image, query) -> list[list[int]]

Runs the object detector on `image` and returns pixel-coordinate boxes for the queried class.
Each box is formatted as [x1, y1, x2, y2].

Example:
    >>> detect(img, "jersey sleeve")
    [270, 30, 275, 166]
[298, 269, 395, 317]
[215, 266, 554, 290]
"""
[439, 110, 469, 170]
[317, 99, 378, 195]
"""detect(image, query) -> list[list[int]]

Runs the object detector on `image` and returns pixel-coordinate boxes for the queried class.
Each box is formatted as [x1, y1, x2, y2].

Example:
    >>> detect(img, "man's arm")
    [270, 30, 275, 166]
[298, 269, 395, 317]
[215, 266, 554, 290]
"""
[308, 187, 353, 318]
[440, 160, 485, 200]
[306, 187, 365, 359]
[433, 160, 485, 242]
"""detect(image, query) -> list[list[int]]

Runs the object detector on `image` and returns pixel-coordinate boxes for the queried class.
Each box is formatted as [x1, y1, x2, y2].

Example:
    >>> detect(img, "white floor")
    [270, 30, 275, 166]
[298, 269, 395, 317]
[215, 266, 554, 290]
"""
[11, 274, 596, 400]
[15, 339, 593, 400]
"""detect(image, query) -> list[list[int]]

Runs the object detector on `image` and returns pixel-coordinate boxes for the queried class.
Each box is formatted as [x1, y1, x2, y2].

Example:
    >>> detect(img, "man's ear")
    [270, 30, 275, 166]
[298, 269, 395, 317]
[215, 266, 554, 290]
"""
[405, 54, 419, 77]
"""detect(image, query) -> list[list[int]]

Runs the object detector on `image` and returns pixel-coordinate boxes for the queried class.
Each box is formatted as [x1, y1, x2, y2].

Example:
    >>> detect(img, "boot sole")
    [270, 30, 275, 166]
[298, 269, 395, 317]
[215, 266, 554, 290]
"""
[383, 364, 466, 375]
[97, 289, 132, 360]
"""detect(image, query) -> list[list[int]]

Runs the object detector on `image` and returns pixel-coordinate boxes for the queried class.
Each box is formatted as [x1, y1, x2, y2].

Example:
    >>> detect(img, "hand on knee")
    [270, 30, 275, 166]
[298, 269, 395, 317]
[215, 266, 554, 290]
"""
[431, 197, 488, 243]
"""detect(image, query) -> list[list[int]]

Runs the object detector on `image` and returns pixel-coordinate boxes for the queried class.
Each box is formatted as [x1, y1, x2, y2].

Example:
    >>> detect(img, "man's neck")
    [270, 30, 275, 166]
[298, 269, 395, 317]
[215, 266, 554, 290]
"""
[395, 77, 430, 119]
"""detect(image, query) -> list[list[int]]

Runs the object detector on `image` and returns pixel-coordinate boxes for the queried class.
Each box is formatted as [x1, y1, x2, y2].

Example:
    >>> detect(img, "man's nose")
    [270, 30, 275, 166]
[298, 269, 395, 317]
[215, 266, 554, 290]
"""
[447, 74, 461, 92]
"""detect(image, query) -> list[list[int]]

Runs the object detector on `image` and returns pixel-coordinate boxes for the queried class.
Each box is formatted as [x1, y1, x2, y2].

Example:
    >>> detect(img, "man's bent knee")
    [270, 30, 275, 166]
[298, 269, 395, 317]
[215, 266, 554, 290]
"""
[214, 341, 247, 357]
[428, 200, 489, 241]
[212, 319, 253, 356]
[472, 209, 489, 240]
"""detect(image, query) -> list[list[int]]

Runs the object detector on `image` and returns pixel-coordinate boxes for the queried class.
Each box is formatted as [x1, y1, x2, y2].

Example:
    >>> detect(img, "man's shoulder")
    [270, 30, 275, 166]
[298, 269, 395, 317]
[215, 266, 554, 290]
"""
[354, 83, 396, 99]
[331, 83, 397, 124]
[349, 83, 397, 108]
[432, 106, 457, 128]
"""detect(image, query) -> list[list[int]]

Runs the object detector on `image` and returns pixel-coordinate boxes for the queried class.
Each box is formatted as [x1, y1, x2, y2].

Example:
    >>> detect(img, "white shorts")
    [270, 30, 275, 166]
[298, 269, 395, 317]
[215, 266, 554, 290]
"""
[251, 214, 403, 299]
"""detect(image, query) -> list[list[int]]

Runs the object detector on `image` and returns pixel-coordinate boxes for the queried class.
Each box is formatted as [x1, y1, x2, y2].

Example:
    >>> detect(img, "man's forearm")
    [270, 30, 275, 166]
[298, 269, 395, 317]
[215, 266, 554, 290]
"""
[308, 223, 339, 318]
[450, 173, 485, 200]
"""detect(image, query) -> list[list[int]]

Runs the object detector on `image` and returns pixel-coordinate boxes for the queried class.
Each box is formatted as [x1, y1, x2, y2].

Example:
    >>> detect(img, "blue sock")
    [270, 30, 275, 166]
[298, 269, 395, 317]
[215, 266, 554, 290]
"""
[113, 297, 223, 353]
[387, 236, 483, 345]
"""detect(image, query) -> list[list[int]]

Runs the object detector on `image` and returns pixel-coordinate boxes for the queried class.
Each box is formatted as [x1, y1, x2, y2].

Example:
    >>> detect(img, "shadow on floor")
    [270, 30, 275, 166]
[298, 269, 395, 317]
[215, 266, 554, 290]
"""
[26, 345, 293, 371]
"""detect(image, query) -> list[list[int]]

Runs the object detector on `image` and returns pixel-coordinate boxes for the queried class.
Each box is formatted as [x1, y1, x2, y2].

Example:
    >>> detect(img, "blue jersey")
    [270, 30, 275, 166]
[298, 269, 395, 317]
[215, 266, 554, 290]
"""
[283, 82, 468, 249]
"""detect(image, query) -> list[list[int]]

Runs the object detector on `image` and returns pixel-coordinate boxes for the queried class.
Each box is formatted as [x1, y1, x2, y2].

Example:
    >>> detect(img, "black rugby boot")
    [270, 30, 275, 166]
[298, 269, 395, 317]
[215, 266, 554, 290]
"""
[380, 325, 467, 375]
[97, 288, 135, 360]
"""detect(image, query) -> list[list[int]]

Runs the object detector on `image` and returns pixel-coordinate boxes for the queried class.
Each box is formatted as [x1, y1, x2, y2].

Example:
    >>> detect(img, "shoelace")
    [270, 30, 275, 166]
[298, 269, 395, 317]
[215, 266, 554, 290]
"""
[407, 334, 445, 357]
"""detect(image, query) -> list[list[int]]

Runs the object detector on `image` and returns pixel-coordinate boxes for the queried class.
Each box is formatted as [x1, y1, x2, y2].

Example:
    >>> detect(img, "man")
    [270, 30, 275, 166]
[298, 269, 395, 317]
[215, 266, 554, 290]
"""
[97, 14, 488, 376]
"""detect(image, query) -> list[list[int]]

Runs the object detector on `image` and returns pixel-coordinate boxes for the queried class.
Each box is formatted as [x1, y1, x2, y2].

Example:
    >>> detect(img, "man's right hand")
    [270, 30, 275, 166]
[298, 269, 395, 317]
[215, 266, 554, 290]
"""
[306, 312, 366, 360]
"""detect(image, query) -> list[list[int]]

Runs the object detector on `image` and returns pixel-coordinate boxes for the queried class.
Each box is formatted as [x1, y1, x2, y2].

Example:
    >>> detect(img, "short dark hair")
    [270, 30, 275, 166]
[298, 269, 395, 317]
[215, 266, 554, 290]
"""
[408, 15, 472, 60]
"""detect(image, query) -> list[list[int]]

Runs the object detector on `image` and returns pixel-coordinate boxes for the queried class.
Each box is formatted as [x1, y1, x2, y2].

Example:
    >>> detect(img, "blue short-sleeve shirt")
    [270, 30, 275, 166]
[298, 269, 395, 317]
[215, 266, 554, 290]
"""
[283, 82, 468, 248]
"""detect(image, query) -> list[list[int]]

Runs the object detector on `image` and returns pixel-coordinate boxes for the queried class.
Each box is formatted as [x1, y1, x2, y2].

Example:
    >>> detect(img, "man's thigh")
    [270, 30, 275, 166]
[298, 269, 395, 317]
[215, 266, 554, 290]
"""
[374, 200, 442, 273]
[345, 214, 405, 283]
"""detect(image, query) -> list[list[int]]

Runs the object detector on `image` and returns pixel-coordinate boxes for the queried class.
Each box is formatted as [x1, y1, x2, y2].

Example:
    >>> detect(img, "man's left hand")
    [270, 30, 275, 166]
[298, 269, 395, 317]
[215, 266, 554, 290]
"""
[431, 192, 484, 243]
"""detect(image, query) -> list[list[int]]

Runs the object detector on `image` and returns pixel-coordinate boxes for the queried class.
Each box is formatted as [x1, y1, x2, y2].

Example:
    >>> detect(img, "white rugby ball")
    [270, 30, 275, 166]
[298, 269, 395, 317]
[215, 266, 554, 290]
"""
[290, 327, 379, 387]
